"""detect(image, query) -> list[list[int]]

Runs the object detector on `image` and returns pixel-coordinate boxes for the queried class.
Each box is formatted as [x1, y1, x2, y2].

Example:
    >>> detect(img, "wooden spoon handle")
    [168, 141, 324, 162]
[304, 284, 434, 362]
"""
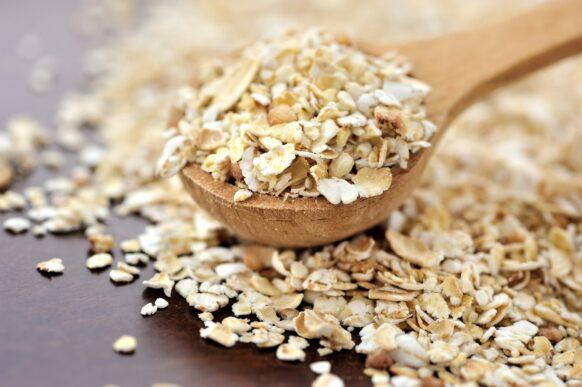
[398, 0, 582, 130]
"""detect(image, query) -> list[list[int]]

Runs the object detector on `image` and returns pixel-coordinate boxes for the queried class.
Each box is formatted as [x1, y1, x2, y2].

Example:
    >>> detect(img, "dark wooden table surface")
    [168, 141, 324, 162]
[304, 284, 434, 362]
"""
[0, 1, 368, 386]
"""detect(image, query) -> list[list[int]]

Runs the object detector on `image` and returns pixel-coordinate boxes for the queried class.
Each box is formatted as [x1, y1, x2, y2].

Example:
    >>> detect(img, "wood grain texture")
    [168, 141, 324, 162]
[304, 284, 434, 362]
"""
[180, 0, 582, 248]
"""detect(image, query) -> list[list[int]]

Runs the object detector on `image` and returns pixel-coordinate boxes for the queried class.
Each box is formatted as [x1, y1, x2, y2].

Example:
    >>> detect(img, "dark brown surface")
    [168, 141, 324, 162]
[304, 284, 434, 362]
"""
[0, 1, 369, 386]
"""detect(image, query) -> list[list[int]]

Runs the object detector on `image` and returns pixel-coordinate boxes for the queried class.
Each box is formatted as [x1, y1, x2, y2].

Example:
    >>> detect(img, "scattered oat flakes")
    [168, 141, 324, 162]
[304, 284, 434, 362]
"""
[233, 189, 252, 203]
[312, 373, 344, 387]
[41, 150, 65, 170]
[143, 273, 174, 297]
[276, 343, 306, 362]
[3, 3, 582, 387]
[120, 239, 141, 253]
[109, 269, 134, 283]
[117, 262, 140, 275]
[88, 233, 115, 253]
[158, 29, 435, 205]
[200, 322, 238, 348]
[125, 253, 149, 265]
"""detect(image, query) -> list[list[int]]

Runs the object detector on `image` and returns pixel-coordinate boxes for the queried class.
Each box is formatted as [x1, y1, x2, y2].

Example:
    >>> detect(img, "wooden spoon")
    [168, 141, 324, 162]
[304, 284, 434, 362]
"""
[180, 0, 582, 248]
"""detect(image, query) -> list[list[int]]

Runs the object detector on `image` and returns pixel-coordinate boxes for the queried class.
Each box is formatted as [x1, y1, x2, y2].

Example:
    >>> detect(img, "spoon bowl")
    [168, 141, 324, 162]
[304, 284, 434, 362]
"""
[180, 0, 582, 247]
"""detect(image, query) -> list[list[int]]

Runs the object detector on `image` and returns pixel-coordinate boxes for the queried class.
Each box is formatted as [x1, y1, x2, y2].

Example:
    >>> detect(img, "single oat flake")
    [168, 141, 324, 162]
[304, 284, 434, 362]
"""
[3, 217, 32, 234]
[113, 335, 137, 354]
[310, 361, 332, 375]
[36, 258, 64, 274]
[109, 269, 134, 283]
[86, 253, 113, 270]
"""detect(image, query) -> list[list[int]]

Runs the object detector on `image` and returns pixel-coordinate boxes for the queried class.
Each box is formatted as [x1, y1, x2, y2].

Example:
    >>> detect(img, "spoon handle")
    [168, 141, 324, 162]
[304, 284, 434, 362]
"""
[400, 0, 582, 128]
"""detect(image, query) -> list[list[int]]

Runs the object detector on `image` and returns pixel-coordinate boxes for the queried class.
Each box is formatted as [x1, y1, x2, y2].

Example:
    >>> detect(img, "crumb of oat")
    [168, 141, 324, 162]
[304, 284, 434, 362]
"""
[198, 312, 213, 322]
[124, 253, 149, 265]
[233, 189, 252, 203]
[120, 239, 141, 253]
[538, 326, 563, 344]
[154, 298, 169, 309]
[109, 269, 134, 283]
[112, 335, 136, 354]
[36, 258, 64, 274]
[420, 376, 445, 387]
[317, 347, 333, 357]
[86, 253, 113, 270]
[88, 233, 116, 253]
[312, 373, 344, 387]
[41, 150, 65, 170]
[310, 361, 331, 375]
[276, 343, 306, 362]
[3, 217, 32, 234]
[200, 322, 238, 347]
[365, 349, 394, 370]
[140, 302, 157, 316]
[116, 262, 140, 275]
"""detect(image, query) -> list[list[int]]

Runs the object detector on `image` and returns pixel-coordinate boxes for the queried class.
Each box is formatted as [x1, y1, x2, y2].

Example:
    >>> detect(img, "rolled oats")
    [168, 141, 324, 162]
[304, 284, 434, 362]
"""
[113, 335, 136, 354]
[86, 253, 113, 270]
[3, 2, 581, 386]
[3, 217, 32, 234]
[158, 29, 435, 205]
[36, 258, 64, 274]
[310, 361, 332, 375]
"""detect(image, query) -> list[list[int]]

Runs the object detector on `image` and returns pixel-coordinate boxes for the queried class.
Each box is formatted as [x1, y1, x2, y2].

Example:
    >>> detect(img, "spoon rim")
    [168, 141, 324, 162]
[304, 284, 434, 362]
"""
[179, 145, 427, 213]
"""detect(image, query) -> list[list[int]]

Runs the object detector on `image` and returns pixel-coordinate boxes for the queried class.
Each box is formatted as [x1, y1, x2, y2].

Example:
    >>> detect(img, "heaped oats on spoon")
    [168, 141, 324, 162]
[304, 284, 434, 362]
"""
[157, 29, 435, 205]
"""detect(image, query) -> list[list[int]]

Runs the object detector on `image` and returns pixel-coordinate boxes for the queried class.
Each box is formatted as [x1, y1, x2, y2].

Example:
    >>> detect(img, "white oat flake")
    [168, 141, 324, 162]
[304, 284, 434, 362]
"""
[140, 302, 157, 316]
[154, 298, 169, 309]
[109, 269, 134, 283]
[113, 335, 137, 354]
[36, 258, 64, 274]
[3, 217, 32, 234]
[310, 361, 332, 375]
[86, 253, 113, 270]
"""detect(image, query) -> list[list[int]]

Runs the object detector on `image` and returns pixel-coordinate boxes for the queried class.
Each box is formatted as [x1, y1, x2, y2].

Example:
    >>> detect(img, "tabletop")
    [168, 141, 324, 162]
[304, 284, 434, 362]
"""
[0, 1, 369, 386]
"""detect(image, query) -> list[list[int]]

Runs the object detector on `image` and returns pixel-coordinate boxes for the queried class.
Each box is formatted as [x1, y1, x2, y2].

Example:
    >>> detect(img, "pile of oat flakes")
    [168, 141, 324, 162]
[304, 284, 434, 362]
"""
[2, 1, 581, 386]
[157, 29, 435, 204]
